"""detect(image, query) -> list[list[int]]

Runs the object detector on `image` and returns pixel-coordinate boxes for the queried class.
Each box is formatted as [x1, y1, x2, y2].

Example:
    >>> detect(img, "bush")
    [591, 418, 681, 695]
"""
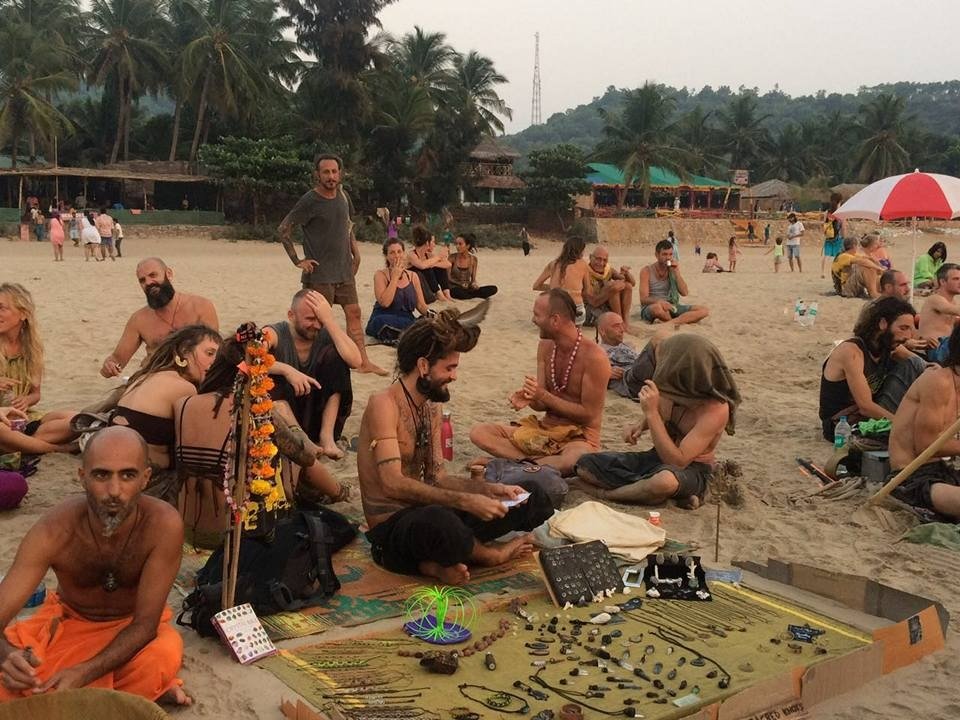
[212, 224, 301, 243]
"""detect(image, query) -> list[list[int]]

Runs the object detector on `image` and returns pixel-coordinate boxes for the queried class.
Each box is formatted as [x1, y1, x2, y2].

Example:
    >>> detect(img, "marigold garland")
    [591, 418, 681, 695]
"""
[222, 324, 289, 530]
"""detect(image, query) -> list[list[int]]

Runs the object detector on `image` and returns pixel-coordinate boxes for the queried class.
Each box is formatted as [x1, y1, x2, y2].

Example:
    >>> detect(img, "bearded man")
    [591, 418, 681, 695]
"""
[818, 296, 925, 441]
[100, 258, 219, 378]
[0, 427, 189, 706]
[265, 289, 362, 462]
[357, 310, 553, 585]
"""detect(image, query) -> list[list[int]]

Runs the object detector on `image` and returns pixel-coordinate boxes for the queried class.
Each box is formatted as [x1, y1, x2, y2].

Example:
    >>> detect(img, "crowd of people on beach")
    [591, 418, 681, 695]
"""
[1, 153, 957, 709]
[21, 199, 124, 263]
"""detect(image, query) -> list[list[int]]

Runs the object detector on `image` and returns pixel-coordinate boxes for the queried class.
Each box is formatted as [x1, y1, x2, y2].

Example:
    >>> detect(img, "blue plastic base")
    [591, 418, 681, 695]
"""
[403, 615, 472, 645]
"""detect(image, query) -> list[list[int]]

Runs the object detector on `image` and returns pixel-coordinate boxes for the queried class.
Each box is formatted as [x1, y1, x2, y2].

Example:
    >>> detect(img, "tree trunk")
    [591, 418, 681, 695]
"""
[122, 89, 132, 161]
[109, 76, 125, 164]
[189, 68, 212, 163]
[252, 193, 259, 226]
[168, 96, 182, 162]
[28, 131, 36, 161]
[10, 129, 18, 169]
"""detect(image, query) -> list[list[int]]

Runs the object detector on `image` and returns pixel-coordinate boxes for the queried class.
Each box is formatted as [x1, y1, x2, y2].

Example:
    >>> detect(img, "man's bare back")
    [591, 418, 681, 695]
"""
[889, 366, 959, 469]
[918, 293, 959, 341]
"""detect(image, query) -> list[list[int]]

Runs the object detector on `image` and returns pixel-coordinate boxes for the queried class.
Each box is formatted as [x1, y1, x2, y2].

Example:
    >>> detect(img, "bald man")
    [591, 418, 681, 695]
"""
[0, 427, 189, 705]
[100, 258, 219, 377]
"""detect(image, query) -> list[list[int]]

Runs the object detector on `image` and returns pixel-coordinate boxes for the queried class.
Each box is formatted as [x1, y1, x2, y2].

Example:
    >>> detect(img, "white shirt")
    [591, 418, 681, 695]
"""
[786, 221, 805, 246]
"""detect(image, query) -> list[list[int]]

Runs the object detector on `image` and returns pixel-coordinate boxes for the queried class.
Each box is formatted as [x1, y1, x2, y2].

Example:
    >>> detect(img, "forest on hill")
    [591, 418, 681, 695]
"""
[506, 81, 960, 185]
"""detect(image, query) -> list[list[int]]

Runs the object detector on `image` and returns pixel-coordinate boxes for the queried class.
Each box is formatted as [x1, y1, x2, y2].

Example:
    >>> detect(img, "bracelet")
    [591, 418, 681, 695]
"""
[457, 683, 530, 714]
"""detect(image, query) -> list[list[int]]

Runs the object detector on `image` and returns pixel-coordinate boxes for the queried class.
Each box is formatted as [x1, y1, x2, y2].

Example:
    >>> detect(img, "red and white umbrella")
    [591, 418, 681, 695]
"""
[833, 171, 960, 303]
[834, 171, 960, 221]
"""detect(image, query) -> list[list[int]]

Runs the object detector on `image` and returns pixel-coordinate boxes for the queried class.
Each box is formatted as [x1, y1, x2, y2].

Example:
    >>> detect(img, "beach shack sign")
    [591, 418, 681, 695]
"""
[732, 169, 750, 186]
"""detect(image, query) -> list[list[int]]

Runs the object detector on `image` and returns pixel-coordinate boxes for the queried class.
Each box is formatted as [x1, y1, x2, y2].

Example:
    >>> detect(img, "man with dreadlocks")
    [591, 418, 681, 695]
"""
[357, 310, 554, 585]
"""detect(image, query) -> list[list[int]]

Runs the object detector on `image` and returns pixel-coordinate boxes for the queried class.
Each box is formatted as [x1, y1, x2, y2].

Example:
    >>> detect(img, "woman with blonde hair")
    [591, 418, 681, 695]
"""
[0, 284, 74, 456]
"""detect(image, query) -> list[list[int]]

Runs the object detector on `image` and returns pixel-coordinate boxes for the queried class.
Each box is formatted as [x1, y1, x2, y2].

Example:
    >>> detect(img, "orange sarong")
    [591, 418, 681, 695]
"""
[0, 592, 182, 703]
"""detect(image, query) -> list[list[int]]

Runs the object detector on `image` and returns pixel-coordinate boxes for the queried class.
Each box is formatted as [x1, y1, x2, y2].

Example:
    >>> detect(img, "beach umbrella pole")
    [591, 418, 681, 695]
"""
[868, 414, 960, 504]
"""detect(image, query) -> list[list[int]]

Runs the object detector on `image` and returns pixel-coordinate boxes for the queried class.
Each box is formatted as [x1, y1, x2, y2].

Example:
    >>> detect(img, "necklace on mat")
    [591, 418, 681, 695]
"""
[549, 330, 582, 393]
[86, 506, 140, 592]
[457, 684, 530, 714]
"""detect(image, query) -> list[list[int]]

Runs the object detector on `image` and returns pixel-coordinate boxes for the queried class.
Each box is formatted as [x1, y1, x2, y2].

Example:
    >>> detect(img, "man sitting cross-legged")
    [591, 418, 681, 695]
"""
[357, 310, 553, 585]
[470, 289, 610, 475]
[0, 426, 188, 705]
[584, 245, 634, 329]
[819, 297, 925, 441]
[575, 334, 741, 509]
[637, 240, 709, 325]
[887, 323, 960, 521]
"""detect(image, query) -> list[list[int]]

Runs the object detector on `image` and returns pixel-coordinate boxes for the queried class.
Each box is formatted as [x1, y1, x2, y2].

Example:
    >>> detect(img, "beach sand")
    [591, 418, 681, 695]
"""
[3, 224, 960, 718]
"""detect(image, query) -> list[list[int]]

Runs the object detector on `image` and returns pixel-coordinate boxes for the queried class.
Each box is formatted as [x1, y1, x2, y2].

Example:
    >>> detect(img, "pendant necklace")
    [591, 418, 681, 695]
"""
[549, 330, 582, 393]
[398, 380, 432, 482]
[86, 506, 141, 592]
[156, 294, 181, 331]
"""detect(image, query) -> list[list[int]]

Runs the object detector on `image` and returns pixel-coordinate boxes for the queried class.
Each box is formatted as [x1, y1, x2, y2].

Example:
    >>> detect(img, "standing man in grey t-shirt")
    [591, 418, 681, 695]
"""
[278, 154, 387, 375]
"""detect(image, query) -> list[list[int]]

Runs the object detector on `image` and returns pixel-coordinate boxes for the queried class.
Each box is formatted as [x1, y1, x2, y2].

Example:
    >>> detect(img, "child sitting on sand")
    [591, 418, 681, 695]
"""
[702, 252, 724, 273]
[764, 237, 785, 273]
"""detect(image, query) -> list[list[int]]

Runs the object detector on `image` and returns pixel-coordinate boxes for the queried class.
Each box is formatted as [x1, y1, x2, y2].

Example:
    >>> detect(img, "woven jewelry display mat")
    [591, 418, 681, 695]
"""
[263, 586, 872, 719]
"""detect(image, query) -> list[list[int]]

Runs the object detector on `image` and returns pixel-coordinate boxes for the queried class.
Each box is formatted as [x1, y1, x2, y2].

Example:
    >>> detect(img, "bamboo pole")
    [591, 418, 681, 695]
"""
[222, 361, 253, 609]
[714, 499, 721, 563]
[868, 413, 960, 504]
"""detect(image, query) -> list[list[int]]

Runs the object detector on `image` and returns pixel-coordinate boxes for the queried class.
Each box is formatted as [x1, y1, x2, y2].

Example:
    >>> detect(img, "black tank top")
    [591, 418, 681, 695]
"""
[819, 337, 890, 421]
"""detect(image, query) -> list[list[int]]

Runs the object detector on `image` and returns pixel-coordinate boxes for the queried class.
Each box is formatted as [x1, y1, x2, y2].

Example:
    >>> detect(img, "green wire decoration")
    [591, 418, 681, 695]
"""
[404, 586, 478, 643]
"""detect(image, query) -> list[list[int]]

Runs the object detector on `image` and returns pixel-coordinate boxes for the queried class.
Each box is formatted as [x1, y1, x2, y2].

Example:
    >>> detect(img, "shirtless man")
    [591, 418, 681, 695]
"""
[584, 245, 634, 328]
[469, 289, 610, 475]
[357, 311, 553, 585]
[0, 427, 188, 705]
[918, 263, 960, 363]
[637, 240, 709, 325]
[100, 257, 219, 377]
[879, 269, 911, 300]
[575, 334, 741, 508]
[888, 324, 960, 520]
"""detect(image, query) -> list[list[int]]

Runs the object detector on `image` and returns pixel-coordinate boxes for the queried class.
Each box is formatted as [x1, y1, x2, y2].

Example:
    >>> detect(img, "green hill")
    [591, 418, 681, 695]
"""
[505, 81, 960, 159]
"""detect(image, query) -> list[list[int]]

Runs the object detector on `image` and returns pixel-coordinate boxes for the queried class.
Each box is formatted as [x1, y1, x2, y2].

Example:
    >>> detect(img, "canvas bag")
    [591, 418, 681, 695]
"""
[483, 458, 568, 509]
[178, 509, 357, 637]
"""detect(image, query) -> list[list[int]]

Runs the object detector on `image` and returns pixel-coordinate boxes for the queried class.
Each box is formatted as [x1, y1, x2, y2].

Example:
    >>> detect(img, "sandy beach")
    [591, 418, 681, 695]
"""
[3, 223, 960, 719]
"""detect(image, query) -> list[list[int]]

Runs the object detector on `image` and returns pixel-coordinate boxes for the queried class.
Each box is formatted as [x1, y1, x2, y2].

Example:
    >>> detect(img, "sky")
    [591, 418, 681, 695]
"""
[378, 0, 960, 134]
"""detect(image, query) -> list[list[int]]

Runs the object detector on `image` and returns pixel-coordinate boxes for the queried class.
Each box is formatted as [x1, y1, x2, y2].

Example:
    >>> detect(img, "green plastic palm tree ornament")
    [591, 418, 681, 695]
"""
[403, 586, 477, 644]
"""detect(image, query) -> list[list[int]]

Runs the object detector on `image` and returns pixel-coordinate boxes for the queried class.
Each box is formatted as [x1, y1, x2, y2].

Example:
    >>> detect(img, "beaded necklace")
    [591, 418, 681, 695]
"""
[549, 330, 582, 393]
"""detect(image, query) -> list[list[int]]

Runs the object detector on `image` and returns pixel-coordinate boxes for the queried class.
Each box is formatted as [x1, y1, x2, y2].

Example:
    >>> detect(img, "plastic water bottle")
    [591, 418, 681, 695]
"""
[834, 416, 852, 450]
[807, 302, 818, 327]
[793, 298, 802, 322]
[441, 410, 454, 461]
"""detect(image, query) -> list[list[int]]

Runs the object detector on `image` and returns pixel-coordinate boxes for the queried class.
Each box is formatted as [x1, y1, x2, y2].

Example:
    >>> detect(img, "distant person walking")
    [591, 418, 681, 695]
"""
[47, 210, 65, 261]
[95, 208, 115, 261]
[278, 154, 387, 376]
[785, 212, 805, 272]
[113, 217, 124, 258]
[821, 193, 845, 278]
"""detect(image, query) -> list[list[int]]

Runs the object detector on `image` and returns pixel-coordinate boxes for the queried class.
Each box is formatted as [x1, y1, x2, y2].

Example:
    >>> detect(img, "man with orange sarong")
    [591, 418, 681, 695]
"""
[0, 427, 189, 706]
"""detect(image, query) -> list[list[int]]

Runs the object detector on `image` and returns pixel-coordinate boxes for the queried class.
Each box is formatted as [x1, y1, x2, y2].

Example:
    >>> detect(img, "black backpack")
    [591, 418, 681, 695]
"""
[178, 509, 357, 637]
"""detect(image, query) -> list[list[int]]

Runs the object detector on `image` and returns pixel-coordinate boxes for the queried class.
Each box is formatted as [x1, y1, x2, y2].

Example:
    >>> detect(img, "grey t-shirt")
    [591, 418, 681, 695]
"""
[283, 188, 355, 285]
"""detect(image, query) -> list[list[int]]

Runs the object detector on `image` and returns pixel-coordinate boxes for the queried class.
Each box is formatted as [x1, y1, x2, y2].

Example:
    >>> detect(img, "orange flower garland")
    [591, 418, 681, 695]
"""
[223, 324, 290, 528]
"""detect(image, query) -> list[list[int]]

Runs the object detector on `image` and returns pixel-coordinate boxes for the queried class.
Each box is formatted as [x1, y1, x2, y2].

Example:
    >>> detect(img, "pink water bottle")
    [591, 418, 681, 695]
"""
[441, 410, 454, 461]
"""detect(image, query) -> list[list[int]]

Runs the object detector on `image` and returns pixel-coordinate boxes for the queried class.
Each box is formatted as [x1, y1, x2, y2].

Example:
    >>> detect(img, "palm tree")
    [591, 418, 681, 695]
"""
[0, 60, 74, 167]
[716, 93, 770, 171]
[853, 93, 911, 182]
[676, 105, 723, 176]
[388, 26, 455, 101]
[762, 123, 811, 183]
[86, 0, 168, 163]
[162, 0, 199, 161]
[449, 50, 511, 136]
[593, 83, 692, 207]
[183, 0, 293, 162]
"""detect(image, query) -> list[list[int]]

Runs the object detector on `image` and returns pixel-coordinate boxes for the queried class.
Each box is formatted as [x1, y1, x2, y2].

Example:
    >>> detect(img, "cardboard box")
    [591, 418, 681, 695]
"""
[693, 559, 951, 720]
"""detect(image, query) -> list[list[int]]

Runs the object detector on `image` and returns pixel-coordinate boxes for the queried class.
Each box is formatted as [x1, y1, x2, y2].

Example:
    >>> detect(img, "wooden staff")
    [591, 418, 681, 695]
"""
[868, 414, 960, 504]
[714, 498, 721, 563]
[222, 355, 254, 609]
